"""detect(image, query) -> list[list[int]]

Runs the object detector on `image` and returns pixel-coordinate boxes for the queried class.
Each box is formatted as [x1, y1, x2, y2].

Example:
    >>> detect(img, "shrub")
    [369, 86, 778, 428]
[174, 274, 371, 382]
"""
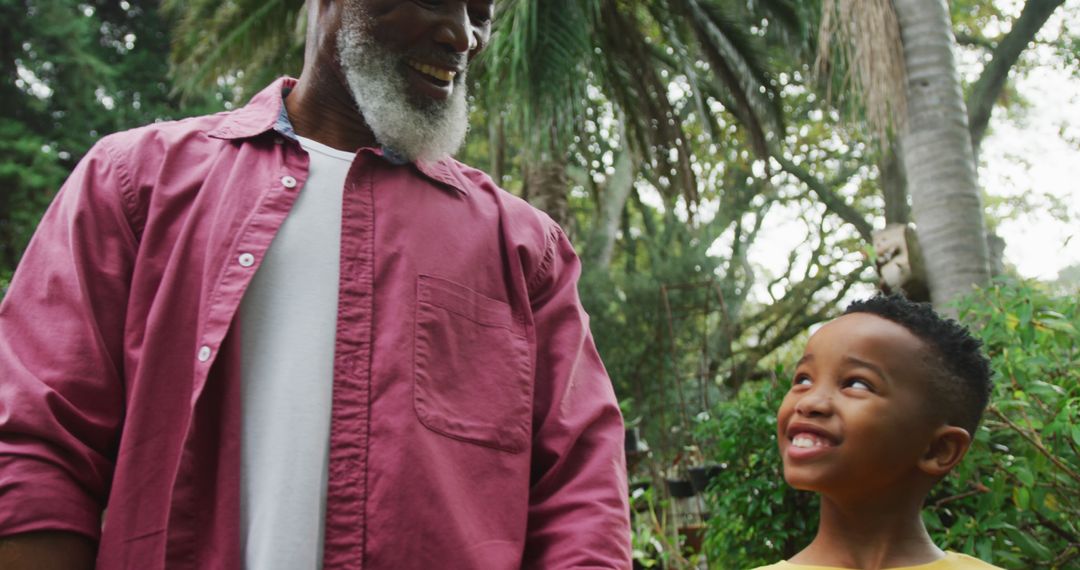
[695, 375, 818, 568]
[928, 279, 1079, 568]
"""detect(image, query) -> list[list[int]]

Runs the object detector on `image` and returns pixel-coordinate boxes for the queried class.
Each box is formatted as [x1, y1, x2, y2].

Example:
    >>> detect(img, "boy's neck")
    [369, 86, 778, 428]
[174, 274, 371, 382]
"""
[792, 493, 944, 570]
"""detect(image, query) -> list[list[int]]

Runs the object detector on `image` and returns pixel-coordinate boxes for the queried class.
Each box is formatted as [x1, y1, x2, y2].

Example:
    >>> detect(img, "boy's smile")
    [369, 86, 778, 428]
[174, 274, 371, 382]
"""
[777, 313, 942, 499]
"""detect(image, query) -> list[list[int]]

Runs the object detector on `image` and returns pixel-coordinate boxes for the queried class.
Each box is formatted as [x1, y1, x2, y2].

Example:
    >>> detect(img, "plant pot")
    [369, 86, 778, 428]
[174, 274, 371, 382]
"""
[665, 478, 697, 498]
[625, 427, 642, 454]
[678, 523, 707, 554]
[688, 464, 723, 494]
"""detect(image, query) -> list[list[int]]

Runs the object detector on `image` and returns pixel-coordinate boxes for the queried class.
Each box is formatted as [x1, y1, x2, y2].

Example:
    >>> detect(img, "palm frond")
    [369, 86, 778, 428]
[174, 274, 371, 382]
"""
[164, 0, 306, 100]
[817, 0, 907, 144]
[477, 0, 600, 150]
[674, 0, 784, 157]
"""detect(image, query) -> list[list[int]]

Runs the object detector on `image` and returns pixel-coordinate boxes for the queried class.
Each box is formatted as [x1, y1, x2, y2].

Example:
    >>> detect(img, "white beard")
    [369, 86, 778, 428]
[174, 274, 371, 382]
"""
[336, 10, 470, 163]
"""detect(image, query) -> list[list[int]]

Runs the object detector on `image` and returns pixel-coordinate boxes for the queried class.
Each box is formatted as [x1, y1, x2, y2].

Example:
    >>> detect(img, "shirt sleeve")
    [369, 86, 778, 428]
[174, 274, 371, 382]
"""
[522, 223, 632, 569]
[0, 138, 137, 540]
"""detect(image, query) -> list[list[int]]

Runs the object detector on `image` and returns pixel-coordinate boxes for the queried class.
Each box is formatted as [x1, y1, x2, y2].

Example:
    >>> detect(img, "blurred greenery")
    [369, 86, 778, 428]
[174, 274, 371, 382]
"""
[0, 0, 226, 286]
[695, 377, 817, 566]
[929, 278, 1079, 568]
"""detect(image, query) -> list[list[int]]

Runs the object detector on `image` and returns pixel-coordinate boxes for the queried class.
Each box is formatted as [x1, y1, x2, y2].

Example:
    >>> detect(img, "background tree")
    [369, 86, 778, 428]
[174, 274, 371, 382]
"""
[819, 0, 1071, 312]
[0, 0, 223, 283]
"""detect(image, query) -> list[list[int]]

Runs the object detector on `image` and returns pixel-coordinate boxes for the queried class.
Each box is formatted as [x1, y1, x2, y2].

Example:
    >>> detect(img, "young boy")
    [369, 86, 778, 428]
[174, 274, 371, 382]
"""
[756, 295, 1002, 570]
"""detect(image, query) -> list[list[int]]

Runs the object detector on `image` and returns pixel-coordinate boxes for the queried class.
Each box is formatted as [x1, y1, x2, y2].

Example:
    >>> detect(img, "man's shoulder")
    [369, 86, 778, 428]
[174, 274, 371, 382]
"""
[97, 110, 234, 159]
[447, 159, 560, 237]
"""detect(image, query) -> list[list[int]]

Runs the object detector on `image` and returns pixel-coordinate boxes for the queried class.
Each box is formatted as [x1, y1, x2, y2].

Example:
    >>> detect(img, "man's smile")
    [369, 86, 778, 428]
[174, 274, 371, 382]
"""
[401, 58, 465, 101]
[407, 60, 458, 83]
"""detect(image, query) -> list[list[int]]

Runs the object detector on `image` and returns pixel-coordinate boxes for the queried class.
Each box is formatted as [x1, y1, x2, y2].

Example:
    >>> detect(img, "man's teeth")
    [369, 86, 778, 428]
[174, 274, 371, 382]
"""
[792, 435, 829, 448]
[409, 61, 456, 82]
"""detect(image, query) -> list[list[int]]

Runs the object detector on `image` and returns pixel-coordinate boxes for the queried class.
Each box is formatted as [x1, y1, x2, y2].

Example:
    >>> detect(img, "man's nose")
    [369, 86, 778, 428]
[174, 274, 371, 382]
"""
[433, 5, 477, 54]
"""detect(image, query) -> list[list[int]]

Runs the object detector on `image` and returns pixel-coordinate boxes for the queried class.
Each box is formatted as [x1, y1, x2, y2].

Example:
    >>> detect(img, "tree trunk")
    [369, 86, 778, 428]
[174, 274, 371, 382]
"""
[893, 0, 990, 313]
[584, 146, 636, 269]
[523, 155, 571, 231]
[488, 113, 506, 187]
[880, 139, 910, 225]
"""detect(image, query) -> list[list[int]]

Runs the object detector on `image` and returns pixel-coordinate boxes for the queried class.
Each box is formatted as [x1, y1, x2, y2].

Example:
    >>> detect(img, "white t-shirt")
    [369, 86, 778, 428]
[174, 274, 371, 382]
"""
[239, 135, 354, 570]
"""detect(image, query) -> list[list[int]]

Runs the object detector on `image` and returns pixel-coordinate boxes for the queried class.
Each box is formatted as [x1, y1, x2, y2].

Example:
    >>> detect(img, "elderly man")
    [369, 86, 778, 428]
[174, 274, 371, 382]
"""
[0, 0, 631, 568]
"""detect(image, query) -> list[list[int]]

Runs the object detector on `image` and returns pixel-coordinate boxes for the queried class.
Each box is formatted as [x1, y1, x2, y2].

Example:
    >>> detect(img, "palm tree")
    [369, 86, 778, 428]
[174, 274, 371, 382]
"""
[478, 0, 806, 259]
[821, 0, 1068, 311]
[819, 0, 988, 311]
[891, 0, 991, 310]
[163, 0, 305, 100]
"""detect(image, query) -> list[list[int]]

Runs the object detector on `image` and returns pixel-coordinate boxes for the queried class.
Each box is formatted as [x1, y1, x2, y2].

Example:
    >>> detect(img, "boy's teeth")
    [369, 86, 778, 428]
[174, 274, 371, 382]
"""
[792, 435, 827, 448]
[409, 61, 456, 82]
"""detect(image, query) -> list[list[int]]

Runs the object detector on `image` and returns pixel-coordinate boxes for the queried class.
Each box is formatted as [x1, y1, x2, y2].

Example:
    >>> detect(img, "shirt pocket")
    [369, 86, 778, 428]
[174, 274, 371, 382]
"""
[413, 274, 532, 453]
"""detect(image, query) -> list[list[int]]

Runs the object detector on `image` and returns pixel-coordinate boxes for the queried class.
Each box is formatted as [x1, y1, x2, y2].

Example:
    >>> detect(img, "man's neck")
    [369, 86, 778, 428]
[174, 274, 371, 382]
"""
[791, 493, 943, 570]
[285, 69, 379, 153]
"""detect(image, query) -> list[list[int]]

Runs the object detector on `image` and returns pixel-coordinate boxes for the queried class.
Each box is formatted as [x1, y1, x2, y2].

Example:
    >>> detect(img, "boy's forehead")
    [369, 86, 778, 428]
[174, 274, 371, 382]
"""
[804, 313, 929, 373]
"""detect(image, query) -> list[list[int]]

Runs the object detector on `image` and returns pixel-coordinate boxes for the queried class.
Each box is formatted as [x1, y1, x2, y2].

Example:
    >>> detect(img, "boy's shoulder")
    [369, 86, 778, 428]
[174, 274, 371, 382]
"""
[934, 552, 1005, 569]
[749, 553, 1003, 570]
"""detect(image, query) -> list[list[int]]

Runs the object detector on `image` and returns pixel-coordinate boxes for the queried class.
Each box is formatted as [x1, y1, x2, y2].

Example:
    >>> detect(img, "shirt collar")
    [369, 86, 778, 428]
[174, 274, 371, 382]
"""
[207, 76, 470, 196]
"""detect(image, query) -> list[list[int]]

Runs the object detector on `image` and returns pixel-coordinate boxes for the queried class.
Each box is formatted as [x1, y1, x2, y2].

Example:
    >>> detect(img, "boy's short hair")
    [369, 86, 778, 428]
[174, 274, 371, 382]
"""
[844, 295, 992, 435]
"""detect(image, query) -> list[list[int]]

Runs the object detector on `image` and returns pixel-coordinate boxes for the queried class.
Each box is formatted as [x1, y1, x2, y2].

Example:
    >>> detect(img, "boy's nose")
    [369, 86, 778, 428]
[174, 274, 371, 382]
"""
[794, 390, 833, 417]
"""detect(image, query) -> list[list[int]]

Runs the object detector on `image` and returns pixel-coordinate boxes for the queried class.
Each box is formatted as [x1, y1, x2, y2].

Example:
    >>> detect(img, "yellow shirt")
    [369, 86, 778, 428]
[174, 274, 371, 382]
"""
[753, 552, 1004, 569]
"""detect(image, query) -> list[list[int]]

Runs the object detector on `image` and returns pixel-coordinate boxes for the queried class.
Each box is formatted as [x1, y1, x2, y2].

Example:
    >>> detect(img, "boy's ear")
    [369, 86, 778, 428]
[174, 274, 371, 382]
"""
[918, 426, 972, 477]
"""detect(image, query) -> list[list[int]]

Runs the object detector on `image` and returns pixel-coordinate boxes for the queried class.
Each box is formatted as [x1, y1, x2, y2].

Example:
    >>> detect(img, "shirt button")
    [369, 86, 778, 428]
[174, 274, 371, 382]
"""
[238, 253, 255, 267]
[197, 346, 212, 362]
[281, 175, 298, 189]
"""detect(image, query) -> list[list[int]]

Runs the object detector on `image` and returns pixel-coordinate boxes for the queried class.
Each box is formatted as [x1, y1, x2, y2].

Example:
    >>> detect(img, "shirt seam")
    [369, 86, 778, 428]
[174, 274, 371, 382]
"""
[526, 222, 561, 296]
[100, 137, 144, 243]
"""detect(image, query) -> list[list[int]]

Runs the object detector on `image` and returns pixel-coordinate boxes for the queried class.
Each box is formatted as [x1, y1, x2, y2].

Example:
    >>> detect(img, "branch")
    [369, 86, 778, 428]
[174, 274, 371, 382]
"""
[954, 31, 996, 50]
[1032, 508, 1079, 545]
[989, 406, 1080, 486]
[773, 154, 875, 242]
[967, 0, 1066, 152]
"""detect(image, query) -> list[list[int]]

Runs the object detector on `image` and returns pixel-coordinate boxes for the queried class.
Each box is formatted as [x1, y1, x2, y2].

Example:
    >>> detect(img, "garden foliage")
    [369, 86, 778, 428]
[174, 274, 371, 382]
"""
[929, 279, 1079, 568]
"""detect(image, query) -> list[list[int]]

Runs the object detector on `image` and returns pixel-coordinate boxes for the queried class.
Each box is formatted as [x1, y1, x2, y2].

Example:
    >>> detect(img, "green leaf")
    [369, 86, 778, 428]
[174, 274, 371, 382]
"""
[1005, 527, 1053, 559]
[976, 539, 994, 564]
[1035, 317, 1076, 335]
[1015, 467, 1035, 487]
[1012, 486, 1030, 510]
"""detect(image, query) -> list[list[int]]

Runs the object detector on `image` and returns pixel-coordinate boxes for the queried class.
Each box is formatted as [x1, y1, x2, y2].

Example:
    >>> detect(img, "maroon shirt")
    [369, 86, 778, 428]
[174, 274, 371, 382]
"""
[0, 78, 630, 569]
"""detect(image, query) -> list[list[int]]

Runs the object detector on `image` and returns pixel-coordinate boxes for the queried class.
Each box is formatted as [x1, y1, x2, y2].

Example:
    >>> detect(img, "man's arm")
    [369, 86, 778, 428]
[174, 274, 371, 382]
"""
[0, 138, 136, 559]
[0, 531, 96, 570]
[522, 224, 631, 569]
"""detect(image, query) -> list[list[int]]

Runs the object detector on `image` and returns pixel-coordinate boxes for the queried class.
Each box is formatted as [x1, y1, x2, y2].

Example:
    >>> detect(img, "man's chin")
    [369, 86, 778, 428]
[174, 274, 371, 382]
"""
[367, 92, 469, 162]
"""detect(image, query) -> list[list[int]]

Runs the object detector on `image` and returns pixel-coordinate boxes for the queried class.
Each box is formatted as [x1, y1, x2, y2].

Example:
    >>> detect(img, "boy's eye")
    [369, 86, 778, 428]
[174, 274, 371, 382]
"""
[845, 378, 872, 391]
[792, 375, 812, 387]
